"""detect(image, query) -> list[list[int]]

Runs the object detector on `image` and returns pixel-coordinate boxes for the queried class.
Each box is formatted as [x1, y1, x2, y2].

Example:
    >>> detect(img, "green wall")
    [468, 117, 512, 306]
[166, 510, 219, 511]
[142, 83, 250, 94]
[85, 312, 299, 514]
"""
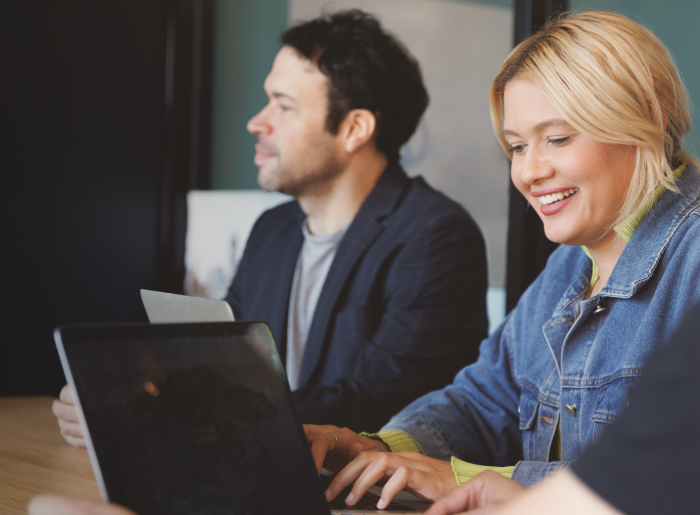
[209, 0, 699, 189]
[570, 0, 700, 157]
[210, 0, 288, 189]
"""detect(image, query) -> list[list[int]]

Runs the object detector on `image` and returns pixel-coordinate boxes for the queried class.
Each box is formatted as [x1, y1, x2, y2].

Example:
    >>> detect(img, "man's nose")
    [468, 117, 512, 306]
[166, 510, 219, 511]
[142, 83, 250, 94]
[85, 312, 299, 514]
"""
[246, 107, 271, 136]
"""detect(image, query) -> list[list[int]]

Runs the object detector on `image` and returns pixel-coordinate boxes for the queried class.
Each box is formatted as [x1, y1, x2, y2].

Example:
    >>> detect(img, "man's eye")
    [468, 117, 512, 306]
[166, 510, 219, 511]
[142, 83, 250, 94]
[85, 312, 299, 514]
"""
[278, 105, 292, 112]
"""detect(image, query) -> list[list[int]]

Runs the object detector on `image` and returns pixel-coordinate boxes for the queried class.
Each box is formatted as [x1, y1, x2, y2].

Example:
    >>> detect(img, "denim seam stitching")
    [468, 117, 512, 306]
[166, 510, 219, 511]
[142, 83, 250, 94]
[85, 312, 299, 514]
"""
[517, 380, 559, 407]
[560, 367, 642, 387]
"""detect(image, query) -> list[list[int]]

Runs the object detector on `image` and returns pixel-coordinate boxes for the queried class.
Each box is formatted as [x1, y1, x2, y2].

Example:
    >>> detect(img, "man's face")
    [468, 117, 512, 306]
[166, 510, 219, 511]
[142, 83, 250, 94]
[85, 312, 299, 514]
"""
[247, 46, 342, 196]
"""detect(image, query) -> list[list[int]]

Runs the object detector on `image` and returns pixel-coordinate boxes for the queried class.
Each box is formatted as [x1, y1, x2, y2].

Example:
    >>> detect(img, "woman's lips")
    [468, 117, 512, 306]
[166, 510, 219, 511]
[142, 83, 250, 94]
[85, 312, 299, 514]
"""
[537, 189, 578, 216]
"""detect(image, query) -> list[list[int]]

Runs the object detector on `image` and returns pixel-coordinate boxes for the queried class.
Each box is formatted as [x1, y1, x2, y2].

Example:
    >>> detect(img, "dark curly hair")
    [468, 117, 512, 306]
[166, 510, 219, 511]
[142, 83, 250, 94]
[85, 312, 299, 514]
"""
[281, 9, 429, 163]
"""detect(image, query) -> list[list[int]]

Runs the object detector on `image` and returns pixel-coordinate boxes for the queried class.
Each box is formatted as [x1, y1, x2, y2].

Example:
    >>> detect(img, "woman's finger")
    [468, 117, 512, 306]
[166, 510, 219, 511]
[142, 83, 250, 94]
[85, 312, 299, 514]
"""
[344, 452, 400, 505]
[309, 435, 331, 475]
[376, 465, 417, 509]
[325, 450, 380, 501]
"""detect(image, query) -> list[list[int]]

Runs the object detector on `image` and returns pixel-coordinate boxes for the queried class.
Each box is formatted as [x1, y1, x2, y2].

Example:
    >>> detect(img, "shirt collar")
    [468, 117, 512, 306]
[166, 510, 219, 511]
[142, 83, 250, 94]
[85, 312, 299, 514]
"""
[582, 163, 689, 293]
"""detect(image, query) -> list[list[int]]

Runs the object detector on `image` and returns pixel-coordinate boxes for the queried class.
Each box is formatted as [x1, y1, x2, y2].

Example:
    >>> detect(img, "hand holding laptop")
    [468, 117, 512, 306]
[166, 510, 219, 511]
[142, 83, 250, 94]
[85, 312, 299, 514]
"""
[52, 385, 85, 448]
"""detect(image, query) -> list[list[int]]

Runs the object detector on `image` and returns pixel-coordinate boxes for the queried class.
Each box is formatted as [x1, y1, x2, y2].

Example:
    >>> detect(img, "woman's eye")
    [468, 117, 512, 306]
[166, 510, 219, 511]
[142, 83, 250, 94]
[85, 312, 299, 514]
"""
[278, 105, 292, 112]
[509, 144, 525, 154]
[549, 136, 571, 145]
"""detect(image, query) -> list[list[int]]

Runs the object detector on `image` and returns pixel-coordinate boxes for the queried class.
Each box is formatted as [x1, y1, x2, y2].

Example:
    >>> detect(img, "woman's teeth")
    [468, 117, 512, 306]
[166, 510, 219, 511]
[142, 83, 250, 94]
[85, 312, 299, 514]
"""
[537, 188, 579, 205]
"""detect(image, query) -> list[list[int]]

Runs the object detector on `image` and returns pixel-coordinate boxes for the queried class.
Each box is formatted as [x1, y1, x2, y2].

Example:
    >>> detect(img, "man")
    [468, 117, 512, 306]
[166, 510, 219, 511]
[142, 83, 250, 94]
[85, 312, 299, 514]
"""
[52, 9, 488, 439]
[35, 301, 699, 514]
[224, 9, 488, 432]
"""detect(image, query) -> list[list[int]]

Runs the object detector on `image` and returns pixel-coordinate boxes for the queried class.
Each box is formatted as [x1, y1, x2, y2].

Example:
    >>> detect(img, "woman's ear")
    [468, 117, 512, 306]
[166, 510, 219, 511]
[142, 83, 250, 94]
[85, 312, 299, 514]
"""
[339, 109, 377, 154]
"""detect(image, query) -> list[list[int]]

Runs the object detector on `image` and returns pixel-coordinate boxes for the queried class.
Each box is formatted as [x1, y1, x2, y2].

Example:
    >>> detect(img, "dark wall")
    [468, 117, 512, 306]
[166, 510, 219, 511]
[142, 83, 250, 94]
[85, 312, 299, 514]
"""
[3, 1, 210, 396]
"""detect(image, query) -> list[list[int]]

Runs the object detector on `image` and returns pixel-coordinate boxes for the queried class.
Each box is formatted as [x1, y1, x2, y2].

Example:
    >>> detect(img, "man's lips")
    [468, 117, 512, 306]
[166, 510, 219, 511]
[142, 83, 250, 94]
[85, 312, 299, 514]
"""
[253, 143, 278, 165]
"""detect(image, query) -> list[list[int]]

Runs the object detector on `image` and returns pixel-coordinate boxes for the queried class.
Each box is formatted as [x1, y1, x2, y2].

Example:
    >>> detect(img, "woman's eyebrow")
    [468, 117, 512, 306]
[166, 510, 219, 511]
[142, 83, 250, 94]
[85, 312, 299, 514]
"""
[503, 119, 572, 137]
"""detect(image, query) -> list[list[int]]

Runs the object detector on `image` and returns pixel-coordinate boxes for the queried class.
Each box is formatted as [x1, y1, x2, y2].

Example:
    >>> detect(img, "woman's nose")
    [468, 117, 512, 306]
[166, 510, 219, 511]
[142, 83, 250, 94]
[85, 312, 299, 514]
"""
[519, 148, 555, 185]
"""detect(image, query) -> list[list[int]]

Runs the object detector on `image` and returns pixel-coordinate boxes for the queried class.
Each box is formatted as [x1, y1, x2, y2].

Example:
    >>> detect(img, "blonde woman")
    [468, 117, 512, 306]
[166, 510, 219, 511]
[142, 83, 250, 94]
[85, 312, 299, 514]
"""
[305, 11, 700, 510]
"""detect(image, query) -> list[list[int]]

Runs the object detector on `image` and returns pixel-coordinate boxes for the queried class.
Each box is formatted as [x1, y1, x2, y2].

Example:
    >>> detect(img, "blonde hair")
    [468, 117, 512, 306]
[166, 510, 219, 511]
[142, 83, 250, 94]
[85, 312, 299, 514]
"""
[490, 11, 698, 228]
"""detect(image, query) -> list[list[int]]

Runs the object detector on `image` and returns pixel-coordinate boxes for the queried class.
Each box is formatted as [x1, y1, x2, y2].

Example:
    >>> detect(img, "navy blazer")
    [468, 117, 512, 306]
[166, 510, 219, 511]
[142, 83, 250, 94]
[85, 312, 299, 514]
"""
[226, 163, 488, 432]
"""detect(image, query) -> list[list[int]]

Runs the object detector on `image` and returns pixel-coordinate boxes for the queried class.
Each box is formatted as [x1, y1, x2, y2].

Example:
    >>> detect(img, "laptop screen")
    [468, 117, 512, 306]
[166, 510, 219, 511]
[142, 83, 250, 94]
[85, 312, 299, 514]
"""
[57, 322, 329, 515]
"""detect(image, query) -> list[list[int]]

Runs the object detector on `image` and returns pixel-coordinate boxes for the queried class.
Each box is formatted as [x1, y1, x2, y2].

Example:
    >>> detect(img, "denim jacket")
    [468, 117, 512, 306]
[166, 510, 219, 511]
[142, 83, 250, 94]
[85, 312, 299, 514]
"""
[382, 165, 700, 487]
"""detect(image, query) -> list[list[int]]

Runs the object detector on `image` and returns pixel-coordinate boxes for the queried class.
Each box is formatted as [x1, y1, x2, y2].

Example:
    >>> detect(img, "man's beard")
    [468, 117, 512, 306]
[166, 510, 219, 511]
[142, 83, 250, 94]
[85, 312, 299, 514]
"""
[257, 142, 343, 197]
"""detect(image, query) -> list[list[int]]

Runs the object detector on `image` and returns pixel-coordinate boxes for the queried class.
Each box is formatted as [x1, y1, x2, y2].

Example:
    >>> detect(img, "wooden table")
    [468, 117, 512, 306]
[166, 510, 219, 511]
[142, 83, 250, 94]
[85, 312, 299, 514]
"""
[0, 396, 100, 514]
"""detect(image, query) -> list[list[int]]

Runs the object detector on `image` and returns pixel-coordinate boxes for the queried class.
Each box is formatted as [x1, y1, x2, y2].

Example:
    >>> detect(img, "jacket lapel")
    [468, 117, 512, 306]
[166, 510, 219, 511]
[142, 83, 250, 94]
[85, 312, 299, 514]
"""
[269, 206, 305, 364]
[297, 164, 410, 387]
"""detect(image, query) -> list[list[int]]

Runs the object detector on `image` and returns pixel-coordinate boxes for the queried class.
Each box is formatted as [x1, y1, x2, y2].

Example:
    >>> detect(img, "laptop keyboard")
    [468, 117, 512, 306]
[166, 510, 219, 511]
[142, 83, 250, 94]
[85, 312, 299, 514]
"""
[321, 474, 416, 512]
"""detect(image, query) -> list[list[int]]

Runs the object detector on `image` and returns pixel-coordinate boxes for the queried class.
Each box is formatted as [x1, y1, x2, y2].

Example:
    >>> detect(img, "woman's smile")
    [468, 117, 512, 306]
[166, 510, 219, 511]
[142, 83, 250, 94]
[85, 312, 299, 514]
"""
[503, 79, 636, 250]
[533, 188, 579, 215]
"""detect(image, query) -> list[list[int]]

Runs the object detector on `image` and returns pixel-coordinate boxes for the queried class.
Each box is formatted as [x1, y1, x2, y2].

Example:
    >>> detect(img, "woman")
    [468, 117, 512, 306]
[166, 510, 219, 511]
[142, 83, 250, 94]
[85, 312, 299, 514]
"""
[307, 11, 700, 510]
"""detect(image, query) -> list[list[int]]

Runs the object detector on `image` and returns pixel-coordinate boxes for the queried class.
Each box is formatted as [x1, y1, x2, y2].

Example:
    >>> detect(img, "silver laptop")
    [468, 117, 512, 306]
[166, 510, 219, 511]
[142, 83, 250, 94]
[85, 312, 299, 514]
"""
[54, 321, 429, 514]
[140, 289, 234, 323]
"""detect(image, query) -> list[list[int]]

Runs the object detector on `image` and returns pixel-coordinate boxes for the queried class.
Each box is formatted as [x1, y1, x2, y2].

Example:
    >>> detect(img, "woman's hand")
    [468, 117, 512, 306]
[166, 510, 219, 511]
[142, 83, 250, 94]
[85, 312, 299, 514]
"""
[303, 424, 389, 475]
[326, 450, 458, 510]
[52, 385, 86, 448]
[424, 470, 527, 514]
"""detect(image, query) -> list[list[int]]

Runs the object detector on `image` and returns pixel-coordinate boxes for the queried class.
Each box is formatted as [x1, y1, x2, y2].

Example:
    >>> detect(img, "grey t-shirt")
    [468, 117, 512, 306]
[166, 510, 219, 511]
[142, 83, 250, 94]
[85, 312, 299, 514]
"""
[285, 220, 349, 390]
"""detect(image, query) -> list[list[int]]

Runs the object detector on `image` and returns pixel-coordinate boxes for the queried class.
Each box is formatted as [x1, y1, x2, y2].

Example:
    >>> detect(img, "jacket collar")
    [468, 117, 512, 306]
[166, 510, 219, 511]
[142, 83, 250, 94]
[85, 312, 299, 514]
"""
[297, 162, 410, 387]
[543, 165, 700, 372]
[270, 205, 306, 362]
[551, 165, 700, 317]
[603, 165, 700, 298]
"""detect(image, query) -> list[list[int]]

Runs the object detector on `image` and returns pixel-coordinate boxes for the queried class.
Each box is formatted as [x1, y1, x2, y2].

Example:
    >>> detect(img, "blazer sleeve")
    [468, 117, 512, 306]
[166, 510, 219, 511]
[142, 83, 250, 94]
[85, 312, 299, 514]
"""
[292, 209, 490, 432]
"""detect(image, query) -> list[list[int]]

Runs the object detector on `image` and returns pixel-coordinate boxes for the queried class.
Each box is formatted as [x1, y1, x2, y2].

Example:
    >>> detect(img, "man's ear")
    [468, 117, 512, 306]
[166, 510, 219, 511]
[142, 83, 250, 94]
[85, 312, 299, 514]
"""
[339, 109, 377, 154]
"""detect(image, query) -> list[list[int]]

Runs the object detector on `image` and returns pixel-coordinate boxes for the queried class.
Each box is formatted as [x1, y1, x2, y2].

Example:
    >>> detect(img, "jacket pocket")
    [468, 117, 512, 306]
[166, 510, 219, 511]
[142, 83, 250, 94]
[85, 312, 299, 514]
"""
[591, 374, 639, 440]
[519, 389, 540, 459]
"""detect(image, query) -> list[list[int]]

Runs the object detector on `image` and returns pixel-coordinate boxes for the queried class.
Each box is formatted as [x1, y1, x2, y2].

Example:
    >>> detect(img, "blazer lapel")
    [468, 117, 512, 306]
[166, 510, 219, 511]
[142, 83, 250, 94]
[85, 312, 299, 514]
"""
[297, 164, 410, 387]
[268, 206, 305, 364]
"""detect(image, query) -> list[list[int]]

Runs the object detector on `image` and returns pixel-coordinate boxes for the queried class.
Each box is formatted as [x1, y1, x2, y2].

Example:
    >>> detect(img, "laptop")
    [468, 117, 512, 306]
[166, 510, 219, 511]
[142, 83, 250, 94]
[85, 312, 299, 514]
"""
[54, 321, 430, 514]
[140, 289, 235, 323]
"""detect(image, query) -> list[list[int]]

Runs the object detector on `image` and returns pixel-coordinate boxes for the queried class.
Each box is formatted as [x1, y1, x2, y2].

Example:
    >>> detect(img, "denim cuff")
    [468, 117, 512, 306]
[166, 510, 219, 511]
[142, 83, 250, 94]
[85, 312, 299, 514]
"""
[510, 460, 569, 487]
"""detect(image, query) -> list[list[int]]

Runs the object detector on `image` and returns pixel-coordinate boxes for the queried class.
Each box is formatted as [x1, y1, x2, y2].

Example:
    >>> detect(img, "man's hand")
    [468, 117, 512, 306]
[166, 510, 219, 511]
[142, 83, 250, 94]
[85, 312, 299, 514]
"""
[304, 424, 389, 475]
[326, 450, 458, 510]
[28, 495, 137, 515]
[424, 470, 527, 514]
[52, 385, 86, 448]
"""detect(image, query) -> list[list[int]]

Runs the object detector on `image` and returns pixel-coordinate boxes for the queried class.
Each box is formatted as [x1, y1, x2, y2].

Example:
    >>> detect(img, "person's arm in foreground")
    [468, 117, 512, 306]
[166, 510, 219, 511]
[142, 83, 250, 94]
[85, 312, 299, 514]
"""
[28, 495, 136, 515]
[424, 469, 621, 515]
